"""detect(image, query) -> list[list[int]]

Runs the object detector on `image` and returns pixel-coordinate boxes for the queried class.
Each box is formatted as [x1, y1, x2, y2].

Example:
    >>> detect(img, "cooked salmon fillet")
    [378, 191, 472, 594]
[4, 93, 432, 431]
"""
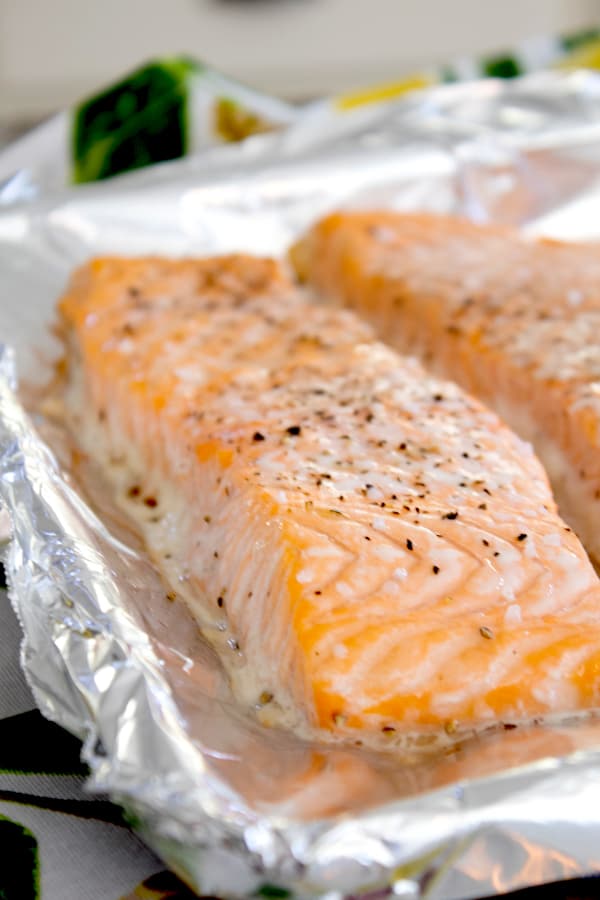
[292, 212, 600, 566]
[58, 254, 600, 745]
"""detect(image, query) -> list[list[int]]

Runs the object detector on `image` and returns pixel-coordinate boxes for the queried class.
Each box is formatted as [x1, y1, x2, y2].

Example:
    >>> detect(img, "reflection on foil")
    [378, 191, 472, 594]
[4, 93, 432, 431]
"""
[3, 72, 600, 898]
[456, 136, 600, 227]
[439, 832, 586, 899]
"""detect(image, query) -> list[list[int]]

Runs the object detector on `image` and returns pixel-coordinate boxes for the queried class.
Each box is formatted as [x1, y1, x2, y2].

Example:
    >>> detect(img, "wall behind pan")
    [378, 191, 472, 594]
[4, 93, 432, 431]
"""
[0, 0, 599, 122]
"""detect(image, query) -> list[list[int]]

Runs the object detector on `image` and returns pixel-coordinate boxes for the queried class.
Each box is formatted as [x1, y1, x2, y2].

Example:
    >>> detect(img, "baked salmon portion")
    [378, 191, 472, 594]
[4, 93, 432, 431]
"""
[292, 212, 600, 566]
[58, 254, 600, 745]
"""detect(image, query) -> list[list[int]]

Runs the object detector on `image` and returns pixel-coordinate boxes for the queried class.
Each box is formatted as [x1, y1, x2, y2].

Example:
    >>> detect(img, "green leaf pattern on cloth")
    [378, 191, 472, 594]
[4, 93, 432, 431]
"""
[0, 814, 39, 900]
[0, 586, 180, 899]
[71, 59, 196, 184]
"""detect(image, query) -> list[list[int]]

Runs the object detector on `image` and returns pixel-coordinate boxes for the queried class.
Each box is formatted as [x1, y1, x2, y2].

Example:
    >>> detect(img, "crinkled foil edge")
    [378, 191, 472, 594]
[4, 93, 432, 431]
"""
[4, 72, 600, 898]
[4, 321, 600, 900]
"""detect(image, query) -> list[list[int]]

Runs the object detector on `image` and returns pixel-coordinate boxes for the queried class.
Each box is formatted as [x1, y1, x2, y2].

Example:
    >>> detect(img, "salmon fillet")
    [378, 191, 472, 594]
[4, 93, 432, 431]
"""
[292, 212, 600, 566]
[58, 254, 600, 745]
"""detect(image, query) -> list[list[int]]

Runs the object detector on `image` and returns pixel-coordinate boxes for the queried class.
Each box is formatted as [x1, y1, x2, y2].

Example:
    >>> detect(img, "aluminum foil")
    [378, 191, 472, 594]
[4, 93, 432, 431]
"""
[3, 71, 600, 898]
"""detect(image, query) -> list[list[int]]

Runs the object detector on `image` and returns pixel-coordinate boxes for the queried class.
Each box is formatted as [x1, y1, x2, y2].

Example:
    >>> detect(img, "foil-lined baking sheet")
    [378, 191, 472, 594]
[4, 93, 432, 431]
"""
[2, 72, 600, 898]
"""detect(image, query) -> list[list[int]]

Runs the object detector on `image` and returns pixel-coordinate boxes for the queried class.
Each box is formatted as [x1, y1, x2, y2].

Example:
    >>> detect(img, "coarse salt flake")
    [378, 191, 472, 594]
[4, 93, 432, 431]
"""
[296, 568, 314, 584]
[505, 603, 522, 625]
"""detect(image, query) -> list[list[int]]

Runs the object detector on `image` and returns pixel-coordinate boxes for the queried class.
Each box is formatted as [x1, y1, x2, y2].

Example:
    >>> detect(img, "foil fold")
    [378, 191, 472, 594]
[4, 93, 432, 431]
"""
[3, 72, 600, 898]
[0, 346, 272, 890]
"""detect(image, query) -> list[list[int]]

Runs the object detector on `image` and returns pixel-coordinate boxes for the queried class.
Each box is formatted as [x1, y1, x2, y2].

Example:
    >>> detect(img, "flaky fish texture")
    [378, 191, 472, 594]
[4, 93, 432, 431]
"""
[292, 211, 600, 567]
[58, 254, 600, 746]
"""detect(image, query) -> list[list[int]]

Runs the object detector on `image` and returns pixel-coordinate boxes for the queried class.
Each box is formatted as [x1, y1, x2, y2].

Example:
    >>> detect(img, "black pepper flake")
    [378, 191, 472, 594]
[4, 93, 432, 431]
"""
[482, 539, 489, 547]
[127, 485, 141, 498]
[144, 496, 158, 508]
[478, 503, 487, 510]
[480, 626, 494, 640]
[442, 511, 459, 520]
[433, 394, 443, 402]
[516, 533, 528, 541]
[252, 432, 265, 442]
[314, 590, 322, 595]
[286, 425, 302, 436]
[462, 452, 470, 459]
[382, 725, 396, 734]
[406, 539, 414, 551]
[398, 442, 407, 450]
[364, 535, 371, 541]
[432, 565, 440, 574]
[493, 551, 500, 557]
[503, 723, 517, 731]
[217, 596, 224, 608]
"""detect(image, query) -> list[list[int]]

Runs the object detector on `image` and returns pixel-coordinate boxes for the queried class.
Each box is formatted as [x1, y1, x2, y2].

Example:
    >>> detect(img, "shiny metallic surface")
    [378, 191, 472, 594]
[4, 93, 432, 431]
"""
[2, 72, 600, 898]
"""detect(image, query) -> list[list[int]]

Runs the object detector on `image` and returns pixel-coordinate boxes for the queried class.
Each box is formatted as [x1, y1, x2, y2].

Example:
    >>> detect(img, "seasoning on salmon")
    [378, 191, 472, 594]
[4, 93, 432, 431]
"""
[58, 253, 600, 746]
[291, 211, 600, 566]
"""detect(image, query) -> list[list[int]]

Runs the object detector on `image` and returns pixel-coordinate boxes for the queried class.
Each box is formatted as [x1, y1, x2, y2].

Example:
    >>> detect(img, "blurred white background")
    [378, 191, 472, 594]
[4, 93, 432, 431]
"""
[0, 0, 599, 125]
